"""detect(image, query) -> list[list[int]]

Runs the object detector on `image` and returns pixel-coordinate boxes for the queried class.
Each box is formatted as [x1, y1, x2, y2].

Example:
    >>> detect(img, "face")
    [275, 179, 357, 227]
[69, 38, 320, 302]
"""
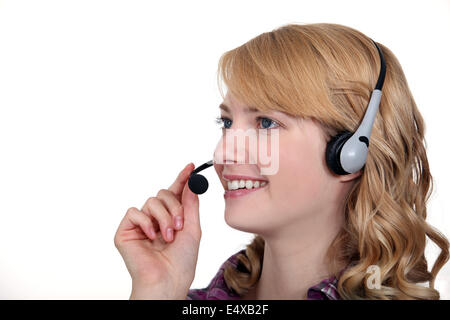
[213, 92, 360, 236]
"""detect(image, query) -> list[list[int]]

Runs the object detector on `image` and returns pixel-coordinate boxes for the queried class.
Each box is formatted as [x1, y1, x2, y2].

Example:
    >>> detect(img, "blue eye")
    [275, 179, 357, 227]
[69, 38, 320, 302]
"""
[215, 116, 232, 129]
[257, 117, 279, 129]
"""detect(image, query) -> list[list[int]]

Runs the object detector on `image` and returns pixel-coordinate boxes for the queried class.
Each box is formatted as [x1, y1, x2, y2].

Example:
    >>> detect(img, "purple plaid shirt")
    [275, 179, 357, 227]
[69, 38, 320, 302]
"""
[186, 249, 341, 300]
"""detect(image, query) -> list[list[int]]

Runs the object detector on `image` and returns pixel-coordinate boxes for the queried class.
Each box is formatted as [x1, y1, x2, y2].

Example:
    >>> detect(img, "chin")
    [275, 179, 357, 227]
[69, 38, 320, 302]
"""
[224, 209, 269, 234]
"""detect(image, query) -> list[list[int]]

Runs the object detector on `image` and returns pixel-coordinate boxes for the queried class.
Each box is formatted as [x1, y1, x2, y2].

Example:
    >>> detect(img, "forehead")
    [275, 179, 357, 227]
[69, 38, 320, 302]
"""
[220, 92, 295, 122]
[221, 92, 256, 112]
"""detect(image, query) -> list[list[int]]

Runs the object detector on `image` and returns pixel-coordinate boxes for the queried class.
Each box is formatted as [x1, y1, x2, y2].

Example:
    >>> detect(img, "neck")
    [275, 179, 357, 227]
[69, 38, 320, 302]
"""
[250, 207, 345, 300]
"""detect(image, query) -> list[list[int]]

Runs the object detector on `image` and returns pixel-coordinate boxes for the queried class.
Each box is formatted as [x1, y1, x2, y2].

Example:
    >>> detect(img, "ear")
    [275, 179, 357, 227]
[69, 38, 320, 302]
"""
[339, 170, 362, 183]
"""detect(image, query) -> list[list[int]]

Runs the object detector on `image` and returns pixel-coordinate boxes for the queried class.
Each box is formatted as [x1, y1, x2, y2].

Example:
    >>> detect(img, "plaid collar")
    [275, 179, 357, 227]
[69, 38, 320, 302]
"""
[187, 249, 343, 300]
[306, 275, 341, 300]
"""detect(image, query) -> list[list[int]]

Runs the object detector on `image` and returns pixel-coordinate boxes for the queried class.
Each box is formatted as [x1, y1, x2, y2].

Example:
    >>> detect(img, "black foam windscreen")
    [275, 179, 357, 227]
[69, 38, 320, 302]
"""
[188, 174, 209, 194]
[187, 160, 214, 195]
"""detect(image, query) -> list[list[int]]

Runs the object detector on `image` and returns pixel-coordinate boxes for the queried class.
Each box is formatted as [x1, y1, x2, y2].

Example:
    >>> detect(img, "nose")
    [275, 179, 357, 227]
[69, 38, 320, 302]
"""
[213, 129, 259, 165]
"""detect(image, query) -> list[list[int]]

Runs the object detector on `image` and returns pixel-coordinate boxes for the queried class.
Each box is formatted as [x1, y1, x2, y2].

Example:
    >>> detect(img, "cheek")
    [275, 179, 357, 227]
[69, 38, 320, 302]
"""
[270, 139, 326, 214]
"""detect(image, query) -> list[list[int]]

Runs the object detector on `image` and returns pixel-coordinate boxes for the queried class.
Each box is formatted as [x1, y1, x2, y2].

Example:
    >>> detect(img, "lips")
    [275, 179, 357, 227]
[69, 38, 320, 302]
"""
[227, 179, 267, 190]
[223, 179, 268, 199]
[220, 174, 269, 197]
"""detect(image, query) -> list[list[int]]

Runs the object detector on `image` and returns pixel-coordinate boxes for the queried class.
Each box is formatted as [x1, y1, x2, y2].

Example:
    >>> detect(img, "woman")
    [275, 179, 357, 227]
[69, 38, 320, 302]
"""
[114, 23, 449, 299]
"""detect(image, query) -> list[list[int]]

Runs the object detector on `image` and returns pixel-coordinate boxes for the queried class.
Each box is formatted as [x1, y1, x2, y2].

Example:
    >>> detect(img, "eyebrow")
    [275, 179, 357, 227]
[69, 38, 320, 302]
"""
[219, 103, 260, 113]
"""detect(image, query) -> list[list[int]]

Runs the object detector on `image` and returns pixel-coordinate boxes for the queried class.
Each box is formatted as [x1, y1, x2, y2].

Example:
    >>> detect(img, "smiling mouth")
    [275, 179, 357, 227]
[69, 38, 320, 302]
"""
[224, 181, 268, 199]
[227, 180, 267, 190]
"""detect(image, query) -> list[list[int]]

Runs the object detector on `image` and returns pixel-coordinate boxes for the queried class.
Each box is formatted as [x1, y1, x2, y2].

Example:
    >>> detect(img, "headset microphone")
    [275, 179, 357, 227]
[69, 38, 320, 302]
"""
[188, 160, 214, 194]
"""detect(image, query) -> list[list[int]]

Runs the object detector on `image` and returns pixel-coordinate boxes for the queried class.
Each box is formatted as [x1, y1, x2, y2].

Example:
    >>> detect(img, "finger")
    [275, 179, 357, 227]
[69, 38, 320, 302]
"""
[120, 207, 156, 240]
[156, 189, 184, 230]
[181, 179, 201, 241]
[141, 197, 175, 243]
[168, 162, 195, 197]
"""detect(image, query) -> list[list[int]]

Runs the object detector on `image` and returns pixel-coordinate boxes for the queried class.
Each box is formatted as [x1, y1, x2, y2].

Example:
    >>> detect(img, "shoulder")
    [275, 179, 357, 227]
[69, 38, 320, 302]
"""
[186, 249, 246, 300]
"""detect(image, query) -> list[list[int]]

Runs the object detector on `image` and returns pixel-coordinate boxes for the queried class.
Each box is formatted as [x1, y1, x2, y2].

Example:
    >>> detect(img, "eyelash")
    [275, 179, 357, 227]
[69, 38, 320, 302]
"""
[215, 116, 280, 130]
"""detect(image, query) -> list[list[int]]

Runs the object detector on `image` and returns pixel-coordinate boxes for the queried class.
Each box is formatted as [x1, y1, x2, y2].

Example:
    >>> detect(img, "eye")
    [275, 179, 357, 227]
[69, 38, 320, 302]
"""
[215, 116, 232, 129]
[257, 117, 279, 129]
[215, 116, 280, 130]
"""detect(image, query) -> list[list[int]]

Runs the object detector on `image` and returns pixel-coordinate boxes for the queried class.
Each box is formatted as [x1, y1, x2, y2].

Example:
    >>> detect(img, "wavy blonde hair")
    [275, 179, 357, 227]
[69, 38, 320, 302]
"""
[218, 23, 449, 299]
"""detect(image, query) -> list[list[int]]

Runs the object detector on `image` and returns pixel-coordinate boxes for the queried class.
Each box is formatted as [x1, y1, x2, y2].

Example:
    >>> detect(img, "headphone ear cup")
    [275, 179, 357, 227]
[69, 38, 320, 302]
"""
[325, 131, 353, 175]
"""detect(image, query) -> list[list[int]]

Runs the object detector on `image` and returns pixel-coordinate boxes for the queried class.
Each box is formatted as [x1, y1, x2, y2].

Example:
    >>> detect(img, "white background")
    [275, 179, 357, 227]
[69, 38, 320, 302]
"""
[0, 0, 449, 299]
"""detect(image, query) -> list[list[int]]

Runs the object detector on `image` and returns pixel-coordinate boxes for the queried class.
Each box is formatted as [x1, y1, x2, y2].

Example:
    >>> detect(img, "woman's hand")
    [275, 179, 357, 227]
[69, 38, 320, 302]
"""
[114, 163, 201, 299]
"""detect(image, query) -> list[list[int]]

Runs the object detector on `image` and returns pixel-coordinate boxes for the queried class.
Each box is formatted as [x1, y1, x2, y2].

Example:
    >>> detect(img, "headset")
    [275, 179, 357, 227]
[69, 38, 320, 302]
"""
[188, 39, 386, 194]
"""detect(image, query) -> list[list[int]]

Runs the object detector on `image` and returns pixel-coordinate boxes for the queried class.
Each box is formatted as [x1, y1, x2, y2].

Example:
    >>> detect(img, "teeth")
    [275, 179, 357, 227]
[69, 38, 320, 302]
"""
[227, 179, 267, 190]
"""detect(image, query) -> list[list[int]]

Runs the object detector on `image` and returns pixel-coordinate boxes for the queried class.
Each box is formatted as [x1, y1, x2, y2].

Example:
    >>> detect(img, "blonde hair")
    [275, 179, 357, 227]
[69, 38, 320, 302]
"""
[218, 23, 449, 299]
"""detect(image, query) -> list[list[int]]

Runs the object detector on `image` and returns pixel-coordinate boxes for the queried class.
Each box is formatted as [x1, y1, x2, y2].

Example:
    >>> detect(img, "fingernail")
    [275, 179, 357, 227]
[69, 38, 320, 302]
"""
[167, 228, 173, 241]
[175, 216, 183, 229]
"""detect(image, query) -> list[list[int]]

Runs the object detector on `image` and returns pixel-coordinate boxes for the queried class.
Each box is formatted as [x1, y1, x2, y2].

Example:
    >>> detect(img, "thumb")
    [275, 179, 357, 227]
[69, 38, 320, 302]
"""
[181, 179, 201, 236]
